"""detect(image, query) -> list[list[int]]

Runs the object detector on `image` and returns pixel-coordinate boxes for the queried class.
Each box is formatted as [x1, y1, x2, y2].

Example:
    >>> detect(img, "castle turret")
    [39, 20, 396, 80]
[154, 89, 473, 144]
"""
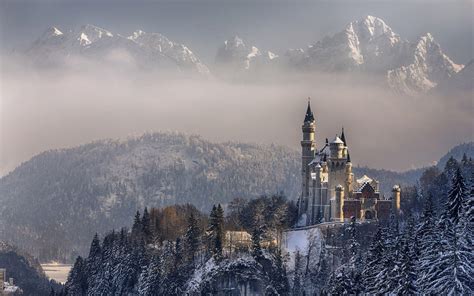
[345, 155, 353, 194]
[329, 136, 344, 159]
[300, 98, 316, 214]
[332, 185, 345, 221]
[392, 185, 401, 214]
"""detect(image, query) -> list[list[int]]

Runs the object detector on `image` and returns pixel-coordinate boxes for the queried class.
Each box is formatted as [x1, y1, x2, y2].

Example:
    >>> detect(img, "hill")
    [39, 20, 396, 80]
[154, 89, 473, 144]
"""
[0, 133, 299, 261]
[0, 132, 472, 261]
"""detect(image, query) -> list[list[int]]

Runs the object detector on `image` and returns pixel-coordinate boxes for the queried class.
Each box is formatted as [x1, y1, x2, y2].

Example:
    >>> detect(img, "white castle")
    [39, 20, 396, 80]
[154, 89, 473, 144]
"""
[297, 99, 400, 226]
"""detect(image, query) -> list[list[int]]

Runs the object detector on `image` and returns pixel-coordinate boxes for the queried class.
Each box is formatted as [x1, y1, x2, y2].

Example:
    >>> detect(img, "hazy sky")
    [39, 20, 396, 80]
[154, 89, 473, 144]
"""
[0, 0, 473, 175]
[1, 0, 473, 64]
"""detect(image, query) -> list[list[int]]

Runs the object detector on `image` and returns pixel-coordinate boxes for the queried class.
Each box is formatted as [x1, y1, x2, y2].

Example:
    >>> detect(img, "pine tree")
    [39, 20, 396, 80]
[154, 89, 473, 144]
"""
[85, 233, 102, 294]
[292, 250, 303, 296]
[328, 267, 351, 295]
[424, 219, 473, 295]
[132, 210, 142, 240]
[269, 248, 290, 295]
[65, 256, 87, 295]
[138, 255, 161, 296]
[444, 156, 459, 180]
[362, 226, 385, 294]
[466, 171, 474, 223]
[142, 207, 152, 243]
[207, 204, 224, 260]
[251, 225, 263, 259]
[378, 213, 401, 294]
[346, 217, 362, 294]
[446, 167, 468, 225]
[184, 211, 201, 265]
[395, 240, 417, 295]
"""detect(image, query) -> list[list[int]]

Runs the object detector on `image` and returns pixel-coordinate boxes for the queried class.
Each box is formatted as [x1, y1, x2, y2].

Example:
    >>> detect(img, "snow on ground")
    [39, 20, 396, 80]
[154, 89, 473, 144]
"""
[282, 226, 323, 268]
[41, 263, 72, 284]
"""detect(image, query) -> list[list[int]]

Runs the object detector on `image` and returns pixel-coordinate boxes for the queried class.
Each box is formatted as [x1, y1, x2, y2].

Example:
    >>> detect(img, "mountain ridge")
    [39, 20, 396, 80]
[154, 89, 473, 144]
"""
[216, 16, 463, 94]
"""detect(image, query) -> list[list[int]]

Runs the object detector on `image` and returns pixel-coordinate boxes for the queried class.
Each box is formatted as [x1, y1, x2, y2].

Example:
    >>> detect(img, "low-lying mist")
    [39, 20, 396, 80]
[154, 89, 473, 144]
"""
[0, 56, 472, 175]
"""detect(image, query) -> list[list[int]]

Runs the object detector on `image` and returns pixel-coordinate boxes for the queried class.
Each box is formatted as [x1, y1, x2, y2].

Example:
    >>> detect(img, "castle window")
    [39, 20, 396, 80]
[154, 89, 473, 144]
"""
[365, 211, 373, 220]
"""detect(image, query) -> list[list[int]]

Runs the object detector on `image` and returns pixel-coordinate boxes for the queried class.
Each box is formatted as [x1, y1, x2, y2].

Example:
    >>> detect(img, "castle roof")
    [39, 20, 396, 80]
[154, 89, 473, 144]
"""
[304, 98, 315, 123]
[340, 127, 347, 145]
[357, 175, 373, 184]
[331, 136, 344, 144]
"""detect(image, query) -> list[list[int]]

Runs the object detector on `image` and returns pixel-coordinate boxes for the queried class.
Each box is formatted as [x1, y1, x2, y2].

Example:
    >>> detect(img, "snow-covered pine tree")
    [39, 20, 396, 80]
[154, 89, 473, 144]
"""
[184, 211, 201, 265]
[362, 226, 385, 294]
[467, 171, 474, 223]
[268, 248, 290, 295]
[328, 267, 351, 295]
[84, 233, 102, 295]
[378, 213, 401, 294]
[292, 250, 303, 296]
[346, 217, 363, 295]
[444, 156, 460, 180]
[251, 225, 263, 260]
[65, 256, 87, 295]
[142, 207, 152, 243]
[425, 218, 473, 295]
[207, 204, 225, 260]
[138, 254, 161, 296]
[131, 210, 142, 241]
[446, 168, 468, 225]
[394, 238, 417, 294]
[93, 232, 115, 295]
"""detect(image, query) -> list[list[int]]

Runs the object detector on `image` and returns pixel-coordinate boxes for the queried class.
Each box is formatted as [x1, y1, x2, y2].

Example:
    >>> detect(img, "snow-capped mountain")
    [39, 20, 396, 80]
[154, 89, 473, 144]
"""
[215, 16, 463, 94]
[215, 36, 278, 76]
[387, 33, 463, 94]
[434, 59, 474, 94]
[26, 24, 210, 75]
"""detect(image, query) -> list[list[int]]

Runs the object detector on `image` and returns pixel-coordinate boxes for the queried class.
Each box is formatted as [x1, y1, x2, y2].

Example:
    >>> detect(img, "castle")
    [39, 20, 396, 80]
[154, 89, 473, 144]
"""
[297, 100, 400, 225]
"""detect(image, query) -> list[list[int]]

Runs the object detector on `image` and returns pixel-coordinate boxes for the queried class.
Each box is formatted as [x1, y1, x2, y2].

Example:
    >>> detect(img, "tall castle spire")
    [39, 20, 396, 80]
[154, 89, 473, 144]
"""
[304, 97, 315, 123]
[300, 97, 317, 223]
[340, 127, 346, 145]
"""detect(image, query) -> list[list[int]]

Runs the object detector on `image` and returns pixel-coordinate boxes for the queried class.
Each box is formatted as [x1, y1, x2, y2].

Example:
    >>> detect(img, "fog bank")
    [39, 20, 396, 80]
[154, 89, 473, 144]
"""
[0, 58, 472, 175]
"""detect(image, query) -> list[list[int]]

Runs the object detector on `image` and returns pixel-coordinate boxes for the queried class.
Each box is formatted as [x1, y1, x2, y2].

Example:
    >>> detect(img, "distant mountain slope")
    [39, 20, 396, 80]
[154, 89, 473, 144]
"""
[215, 16, 463, 95]
[435, 59, 474, 94]
[0, 133, 299, 260]
[437, 142, 474, 169]
[0, 241, 62, 295]
[26, 24, 209, 75]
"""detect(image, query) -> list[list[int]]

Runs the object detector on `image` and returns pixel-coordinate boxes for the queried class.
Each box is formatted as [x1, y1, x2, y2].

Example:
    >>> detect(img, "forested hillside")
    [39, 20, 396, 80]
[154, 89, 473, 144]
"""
[0, 132, 471, 262]
[62, 158, 473, 295]
[0, 241, 62, 295]
[0, 133, 299, 261]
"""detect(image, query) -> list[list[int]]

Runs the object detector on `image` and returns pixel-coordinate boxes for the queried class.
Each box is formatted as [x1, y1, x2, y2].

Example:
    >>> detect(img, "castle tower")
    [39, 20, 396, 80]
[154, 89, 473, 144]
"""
[332, 185, 345, 222]
[345, 154, 353, 194]
[300, 98, 316, 215]
[392, 185, 401, 214]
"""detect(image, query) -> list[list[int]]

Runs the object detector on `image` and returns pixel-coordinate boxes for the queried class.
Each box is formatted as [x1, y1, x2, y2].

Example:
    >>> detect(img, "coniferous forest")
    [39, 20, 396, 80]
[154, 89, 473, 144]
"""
[57, 156, 473, 295]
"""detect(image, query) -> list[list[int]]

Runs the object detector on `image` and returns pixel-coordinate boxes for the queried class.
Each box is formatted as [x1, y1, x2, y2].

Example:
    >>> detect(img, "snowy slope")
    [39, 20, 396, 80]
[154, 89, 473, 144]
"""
[26, 25, 210, 75]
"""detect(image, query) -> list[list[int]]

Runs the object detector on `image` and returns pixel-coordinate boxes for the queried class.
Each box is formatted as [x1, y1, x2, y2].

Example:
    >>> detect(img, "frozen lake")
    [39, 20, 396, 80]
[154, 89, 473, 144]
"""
[41, 263, 72, 284]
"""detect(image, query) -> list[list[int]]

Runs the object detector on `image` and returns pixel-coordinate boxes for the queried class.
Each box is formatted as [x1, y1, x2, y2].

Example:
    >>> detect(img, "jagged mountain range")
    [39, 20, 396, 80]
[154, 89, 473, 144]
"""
[216, 16, 464, 95]
[0, 131, 472, 261]
[21, 16, 467, 95]
[26, 24, 209, 74]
